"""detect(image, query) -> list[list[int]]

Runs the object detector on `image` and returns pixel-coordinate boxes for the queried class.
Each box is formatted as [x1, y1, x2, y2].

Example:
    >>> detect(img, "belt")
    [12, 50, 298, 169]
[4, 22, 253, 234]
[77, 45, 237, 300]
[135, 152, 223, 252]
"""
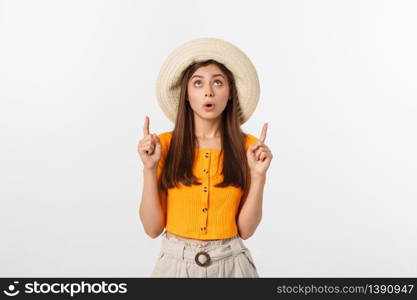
[160, 235, 248, 267]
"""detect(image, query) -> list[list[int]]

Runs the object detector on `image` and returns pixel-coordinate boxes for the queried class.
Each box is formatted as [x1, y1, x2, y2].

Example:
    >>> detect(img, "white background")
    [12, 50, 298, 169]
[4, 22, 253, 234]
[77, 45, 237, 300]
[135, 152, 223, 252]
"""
[1, 0, 416, 277]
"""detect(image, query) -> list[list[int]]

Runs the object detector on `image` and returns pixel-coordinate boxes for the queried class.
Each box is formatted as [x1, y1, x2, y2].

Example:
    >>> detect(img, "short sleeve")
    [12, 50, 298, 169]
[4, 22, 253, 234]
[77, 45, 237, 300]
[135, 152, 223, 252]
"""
[244, 133, 260, 152]
[156, 131, 172, 181]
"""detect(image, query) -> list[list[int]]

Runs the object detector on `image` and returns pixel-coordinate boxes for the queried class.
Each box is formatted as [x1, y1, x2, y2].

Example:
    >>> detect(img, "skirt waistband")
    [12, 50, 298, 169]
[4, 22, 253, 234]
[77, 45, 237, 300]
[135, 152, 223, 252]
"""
[162, 231, 240, 248]
[159, 232, 248, 265]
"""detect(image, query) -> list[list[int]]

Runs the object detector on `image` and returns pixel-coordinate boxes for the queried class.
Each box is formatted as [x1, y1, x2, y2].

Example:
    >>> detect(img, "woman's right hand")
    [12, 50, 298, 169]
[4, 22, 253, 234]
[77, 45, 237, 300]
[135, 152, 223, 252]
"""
[137, 116, 161, 170]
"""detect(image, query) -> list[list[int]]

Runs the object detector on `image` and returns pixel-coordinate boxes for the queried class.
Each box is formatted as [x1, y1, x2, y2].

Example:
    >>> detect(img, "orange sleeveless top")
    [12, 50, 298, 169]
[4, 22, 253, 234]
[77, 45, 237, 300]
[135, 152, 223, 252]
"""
[156, 131, 259, 240]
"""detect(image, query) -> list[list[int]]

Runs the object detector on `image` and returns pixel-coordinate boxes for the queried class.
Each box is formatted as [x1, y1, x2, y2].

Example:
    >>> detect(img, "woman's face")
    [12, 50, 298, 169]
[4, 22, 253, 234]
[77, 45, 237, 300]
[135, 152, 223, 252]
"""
[187, 64, 230, 122]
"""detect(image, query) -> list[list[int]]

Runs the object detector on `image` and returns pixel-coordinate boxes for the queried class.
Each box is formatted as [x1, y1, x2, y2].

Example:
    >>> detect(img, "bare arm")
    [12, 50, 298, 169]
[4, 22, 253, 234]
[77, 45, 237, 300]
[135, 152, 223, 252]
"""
[236, 173, 266, 240]
[139, 166, 166, 238]
[137, 116, 166, 239]
[237, 123, 273, 240]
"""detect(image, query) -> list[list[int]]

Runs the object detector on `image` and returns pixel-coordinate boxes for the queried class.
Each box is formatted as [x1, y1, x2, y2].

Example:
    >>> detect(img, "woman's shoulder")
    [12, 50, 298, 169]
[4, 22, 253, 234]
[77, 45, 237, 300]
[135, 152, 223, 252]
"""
[157, 131, 173, 154]
[244, 132, 260, 150]
[245, 132, 259, 143]
[157, 131, 173, 141]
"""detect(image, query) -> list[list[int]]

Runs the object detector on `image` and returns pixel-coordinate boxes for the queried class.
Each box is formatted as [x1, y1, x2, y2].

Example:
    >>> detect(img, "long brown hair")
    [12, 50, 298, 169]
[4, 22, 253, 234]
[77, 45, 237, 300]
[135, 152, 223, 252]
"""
[159, 59, 251, 198]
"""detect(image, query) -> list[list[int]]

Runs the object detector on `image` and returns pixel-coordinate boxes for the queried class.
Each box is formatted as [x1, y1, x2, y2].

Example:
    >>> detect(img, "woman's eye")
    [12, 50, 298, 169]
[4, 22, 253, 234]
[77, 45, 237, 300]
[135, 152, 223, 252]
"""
[193, 80, 223, 87]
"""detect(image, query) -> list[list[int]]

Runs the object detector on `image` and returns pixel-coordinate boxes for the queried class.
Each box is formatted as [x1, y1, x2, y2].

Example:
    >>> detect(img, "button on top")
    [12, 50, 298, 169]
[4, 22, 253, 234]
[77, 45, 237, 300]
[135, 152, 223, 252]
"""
[203, 169, 208, 173]
[202, 208, 207, 212]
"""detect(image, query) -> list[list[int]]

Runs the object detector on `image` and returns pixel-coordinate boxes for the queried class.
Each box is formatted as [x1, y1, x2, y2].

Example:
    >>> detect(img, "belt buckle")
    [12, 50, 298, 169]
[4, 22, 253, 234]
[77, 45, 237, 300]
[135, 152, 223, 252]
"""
[195, 251, 211, 267]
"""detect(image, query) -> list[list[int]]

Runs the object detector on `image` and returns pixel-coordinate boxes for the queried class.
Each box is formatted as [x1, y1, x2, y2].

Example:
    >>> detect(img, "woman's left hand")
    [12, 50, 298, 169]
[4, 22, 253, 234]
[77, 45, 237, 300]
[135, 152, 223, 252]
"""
[247, 123, 273, 177]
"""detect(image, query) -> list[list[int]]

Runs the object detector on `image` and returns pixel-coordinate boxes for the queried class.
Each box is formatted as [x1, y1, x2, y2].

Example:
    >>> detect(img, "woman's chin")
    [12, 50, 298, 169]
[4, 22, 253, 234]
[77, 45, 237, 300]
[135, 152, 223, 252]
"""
[194, 111, 222, 121]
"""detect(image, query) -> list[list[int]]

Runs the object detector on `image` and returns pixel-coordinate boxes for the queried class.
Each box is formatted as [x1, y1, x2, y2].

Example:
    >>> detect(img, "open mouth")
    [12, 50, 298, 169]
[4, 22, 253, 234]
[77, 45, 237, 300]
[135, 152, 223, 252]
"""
[203, 103, 215, 111]
[203, 102, 215, 107]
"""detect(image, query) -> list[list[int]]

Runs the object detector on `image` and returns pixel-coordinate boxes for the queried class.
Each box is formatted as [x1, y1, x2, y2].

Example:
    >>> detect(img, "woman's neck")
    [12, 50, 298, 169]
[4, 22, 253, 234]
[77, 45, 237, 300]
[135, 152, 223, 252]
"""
[193, 116, 222, 138]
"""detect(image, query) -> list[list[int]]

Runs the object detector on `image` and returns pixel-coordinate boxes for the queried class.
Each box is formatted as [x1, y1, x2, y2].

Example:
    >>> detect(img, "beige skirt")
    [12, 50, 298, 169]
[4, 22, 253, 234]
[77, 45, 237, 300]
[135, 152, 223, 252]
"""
[150, 231, 259, 278]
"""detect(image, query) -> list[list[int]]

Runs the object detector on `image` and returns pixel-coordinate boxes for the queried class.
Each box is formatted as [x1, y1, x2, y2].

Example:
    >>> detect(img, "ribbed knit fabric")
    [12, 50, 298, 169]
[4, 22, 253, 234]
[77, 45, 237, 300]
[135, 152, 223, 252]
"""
[156, 131, 259, 240]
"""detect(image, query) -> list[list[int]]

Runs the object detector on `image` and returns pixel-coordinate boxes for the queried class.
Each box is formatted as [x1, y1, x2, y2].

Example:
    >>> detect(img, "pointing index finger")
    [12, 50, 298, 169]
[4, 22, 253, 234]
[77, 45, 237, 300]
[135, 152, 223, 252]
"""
[259, 123, 268, 143]
[143, 116, 150, 137]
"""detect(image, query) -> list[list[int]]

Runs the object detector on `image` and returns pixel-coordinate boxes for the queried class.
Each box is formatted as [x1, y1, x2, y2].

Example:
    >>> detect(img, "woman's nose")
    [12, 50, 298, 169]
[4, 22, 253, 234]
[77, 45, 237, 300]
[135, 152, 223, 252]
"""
[204, 89, 214, 97]
[204, 85, 214, 97]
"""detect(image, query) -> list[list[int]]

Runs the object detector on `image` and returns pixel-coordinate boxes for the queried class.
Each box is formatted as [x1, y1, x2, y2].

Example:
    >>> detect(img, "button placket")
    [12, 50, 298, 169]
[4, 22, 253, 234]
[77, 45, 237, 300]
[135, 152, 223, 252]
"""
[200, 151, 210, 234]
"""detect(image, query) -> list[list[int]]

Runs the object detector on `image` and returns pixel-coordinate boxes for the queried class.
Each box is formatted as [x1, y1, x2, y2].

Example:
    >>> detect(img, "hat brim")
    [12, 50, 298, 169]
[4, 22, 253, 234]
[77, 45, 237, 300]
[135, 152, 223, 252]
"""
[155, 37, 260, 125]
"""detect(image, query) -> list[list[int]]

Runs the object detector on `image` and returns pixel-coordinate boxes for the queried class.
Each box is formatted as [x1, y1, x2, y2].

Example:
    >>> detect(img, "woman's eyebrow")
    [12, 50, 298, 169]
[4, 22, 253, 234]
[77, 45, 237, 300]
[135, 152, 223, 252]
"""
[191, 74, 225, 79]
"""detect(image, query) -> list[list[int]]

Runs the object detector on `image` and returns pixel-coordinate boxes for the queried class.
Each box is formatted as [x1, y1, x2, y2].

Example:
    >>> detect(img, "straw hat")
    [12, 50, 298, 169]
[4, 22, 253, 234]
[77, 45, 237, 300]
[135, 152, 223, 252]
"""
[155, 37, 260, 125]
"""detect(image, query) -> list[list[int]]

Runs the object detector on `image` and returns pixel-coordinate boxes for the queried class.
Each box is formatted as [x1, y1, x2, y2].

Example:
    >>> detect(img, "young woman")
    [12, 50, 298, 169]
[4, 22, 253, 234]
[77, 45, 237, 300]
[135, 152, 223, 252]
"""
[137, 38, 273, 277]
